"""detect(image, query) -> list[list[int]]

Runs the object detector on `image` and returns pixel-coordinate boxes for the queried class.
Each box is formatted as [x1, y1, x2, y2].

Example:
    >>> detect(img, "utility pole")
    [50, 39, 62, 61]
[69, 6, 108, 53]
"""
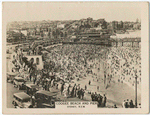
[135, 75, 137, 107]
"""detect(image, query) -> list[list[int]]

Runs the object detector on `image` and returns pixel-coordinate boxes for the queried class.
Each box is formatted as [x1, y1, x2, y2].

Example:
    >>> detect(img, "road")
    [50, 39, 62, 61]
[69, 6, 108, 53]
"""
[7, 82, 25, 108]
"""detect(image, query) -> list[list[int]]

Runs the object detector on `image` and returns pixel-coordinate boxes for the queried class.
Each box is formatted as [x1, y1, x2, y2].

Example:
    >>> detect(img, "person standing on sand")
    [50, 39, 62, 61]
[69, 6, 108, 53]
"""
[95, 92, 98, 101]
[129, 100, 134, 108]
[97, 94, 101, 107]
[56, 83, 59, 89]
[100, 94, 103, 106]
[91, 93, 94, 101]
[97, 86, 99, 91]
[103, 94, 107, 107]
[89, 80, 91, 85]
[81, 88, 85, 100]
[113, 104, 117, 108]
[61, 83, 64, 95]
[67, 85, 70, 96]
[125, 99, 129, 108]
[85, 85, 87, 90]
[74, 84, 77, 97]
[71, 86, 75, 97]
[122, 100, 126, 108]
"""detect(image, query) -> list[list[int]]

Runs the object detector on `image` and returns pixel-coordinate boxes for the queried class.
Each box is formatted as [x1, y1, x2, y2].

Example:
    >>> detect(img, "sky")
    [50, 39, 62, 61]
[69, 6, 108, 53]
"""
[3, 2, 141, 23]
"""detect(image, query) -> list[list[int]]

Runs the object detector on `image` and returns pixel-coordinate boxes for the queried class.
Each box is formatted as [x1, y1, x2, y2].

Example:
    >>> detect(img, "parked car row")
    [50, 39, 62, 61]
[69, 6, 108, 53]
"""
[12, 89, 58, 108]
[7, 72, 19, 83]
[13, 77, 26, 90]
[8, 73, 58, 108]
[12, 92, 32, 108]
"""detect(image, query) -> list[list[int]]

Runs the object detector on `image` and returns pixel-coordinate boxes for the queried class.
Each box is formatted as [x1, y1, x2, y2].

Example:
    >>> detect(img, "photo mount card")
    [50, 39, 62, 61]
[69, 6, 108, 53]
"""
[2, 2, 149, 114]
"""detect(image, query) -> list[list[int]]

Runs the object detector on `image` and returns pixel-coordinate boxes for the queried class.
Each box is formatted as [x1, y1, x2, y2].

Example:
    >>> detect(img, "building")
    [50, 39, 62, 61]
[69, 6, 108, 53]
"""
[57, 24, 65, 28]
[107, 22, 113, 30]
[48, 27, 53, 38]
[97, 19, 107, 29]
[43, 31, 49, 37]
[133, 23, 141, 30]
[27, 28, 36, 36]
[112, 21, 118, 30]
[87, 17, 93, 27]
[118, 21, 123, 29]
[26, 55, 43, 70]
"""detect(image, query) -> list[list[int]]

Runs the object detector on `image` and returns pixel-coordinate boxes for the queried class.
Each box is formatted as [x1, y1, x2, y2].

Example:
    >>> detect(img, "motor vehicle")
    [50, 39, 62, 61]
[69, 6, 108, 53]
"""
[35, 90, 59, 108]
[13, 77, 26, 90]
[24, 84, 40, 96]
[12, 92, 32, 108]
[7, 72, 19, 83]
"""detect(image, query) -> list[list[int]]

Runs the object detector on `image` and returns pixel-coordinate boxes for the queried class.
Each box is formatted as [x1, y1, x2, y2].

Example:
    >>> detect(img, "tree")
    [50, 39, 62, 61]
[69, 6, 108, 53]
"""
[94, 22, 99, 27]
[7, 30, 26, 42]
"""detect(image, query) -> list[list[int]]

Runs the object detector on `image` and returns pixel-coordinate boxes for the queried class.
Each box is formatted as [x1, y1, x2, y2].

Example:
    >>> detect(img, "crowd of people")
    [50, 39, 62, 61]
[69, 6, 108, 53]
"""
[45, 44, 109, 82]
[91, 92, 107, 107]
[8, 43, 141, 108]
[122, 99, 141, 108]
[45, 44, 141, 88]
[45, 44, 141, 107]
[106, 46, 141, 88]
[60, 83, 85, 99]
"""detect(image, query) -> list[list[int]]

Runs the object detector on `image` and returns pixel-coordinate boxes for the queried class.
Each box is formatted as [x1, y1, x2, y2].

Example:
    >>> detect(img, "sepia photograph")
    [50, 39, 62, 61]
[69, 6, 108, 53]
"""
[2, 2, 149, 114]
